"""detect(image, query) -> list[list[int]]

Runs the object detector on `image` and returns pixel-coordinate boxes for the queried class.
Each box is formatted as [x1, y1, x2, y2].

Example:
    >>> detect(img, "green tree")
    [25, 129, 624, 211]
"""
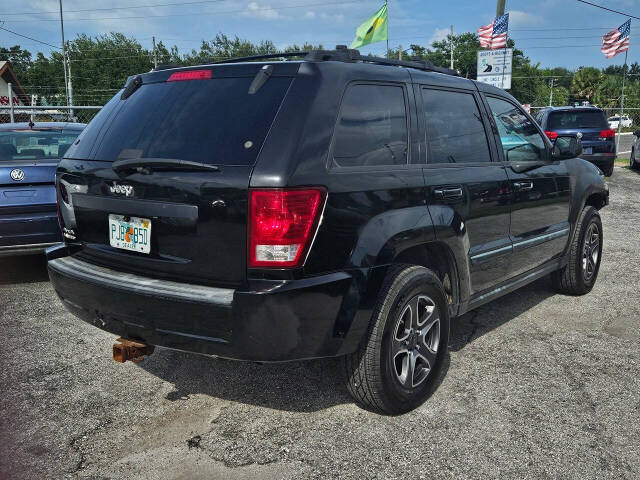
[0, 45, 32, 80]
[571, 67, 604, 103]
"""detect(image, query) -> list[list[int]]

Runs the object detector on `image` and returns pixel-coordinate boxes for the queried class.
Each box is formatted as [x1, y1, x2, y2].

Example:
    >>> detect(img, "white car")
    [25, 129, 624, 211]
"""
[608, 115, 633, 129]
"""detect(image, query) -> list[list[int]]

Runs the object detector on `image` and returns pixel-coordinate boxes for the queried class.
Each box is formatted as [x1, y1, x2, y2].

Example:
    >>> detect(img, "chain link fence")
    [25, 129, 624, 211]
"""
[0, 106, 102, 125]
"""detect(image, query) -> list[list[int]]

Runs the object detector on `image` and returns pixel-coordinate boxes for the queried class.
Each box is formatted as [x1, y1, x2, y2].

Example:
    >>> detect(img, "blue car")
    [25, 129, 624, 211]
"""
[0, 122, 84, 256]
[535, 106, 616, 176]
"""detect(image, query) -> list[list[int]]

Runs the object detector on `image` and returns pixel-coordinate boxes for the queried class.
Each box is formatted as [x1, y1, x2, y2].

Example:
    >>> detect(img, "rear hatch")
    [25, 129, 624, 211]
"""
[58, 63, 297, 287]
[547, 109, 615, 154]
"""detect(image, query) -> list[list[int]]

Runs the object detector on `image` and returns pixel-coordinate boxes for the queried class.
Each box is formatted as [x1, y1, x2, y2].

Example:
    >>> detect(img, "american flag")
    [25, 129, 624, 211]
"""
[601, 19, 631, 59]
[478, 13, 509, 49]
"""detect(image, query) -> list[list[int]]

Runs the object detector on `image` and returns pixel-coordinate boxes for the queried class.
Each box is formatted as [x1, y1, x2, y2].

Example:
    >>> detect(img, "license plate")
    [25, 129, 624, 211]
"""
[583, 147, 592, 155]
[108, 214, 151, 254]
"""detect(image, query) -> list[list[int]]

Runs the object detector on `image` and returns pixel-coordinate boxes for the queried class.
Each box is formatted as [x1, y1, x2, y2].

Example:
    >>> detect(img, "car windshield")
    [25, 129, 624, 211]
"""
[0, 130, 81, 162]
[548, 111, 608, 130]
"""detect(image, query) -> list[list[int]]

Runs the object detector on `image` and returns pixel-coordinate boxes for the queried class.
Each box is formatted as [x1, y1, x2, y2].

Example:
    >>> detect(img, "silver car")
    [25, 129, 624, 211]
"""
[631, 129, 640, 170]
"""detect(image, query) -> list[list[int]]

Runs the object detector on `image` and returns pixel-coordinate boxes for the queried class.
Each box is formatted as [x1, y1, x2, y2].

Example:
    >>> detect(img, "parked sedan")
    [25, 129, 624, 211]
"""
[631, 129, 640, 170]
[0, 122, 84, 256]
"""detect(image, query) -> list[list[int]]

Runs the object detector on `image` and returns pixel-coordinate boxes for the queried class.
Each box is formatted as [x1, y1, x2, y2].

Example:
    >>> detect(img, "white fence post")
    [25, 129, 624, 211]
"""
[8, 83, 14, 123]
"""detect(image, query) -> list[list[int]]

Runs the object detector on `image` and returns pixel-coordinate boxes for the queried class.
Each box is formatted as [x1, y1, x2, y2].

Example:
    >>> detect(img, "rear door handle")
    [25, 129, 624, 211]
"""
[433, 187, 464, 200]
[513, 181, 534, 191]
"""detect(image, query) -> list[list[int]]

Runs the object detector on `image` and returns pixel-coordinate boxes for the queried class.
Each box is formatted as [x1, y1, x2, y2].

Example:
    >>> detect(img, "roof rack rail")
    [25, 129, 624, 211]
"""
[205, 45, 459, 76]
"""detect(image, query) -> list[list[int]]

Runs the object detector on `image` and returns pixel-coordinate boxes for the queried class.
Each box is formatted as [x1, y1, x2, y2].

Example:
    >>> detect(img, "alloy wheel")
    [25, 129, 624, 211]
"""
[582, 223, 600, 282]
[391, 295, 440, 389]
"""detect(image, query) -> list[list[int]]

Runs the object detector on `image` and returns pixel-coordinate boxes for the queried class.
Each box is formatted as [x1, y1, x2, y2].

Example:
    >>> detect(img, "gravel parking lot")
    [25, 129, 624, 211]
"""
[1, 167, 639, 480]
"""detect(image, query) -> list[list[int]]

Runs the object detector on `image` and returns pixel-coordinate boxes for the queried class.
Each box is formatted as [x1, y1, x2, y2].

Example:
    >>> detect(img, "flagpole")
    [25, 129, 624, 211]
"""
[385, 0, 389, 58]
[616, 48, 628, 153]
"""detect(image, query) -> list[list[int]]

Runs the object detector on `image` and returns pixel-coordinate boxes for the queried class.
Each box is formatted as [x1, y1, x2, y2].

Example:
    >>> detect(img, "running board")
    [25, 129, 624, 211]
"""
[462, 257, 565, 314]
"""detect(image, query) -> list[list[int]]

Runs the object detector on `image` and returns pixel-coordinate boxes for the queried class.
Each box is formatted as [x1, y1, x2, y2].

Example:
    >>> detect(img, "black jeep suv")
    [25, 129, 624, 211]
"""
[48, 48, 608, 414]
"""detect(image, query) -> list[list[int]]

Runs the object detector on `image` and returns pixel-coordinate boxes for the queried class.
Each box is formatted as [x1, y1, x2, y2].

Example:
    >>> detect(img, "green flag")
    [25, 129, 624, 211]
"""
[350, 3, 388, 49]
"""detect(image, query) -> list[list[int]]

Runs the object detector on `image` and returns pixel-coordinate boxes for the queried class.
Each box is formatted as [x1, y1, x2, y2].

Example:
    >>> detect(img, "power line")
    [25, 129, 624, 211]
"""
[2, 0, 368, 23]
[575, 0, 640, 21]
[0, 0, 230, 16]
[0, 24, 61, 49]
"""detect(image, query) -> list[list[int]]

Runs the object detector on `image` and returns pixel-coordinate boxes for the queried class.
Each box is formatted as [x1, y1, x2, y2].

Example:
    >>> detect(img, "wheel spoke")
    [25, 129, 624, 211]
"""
[411, 296, 421, 329]
[417, 342, 436, 370]
[416, 296, 435, 327]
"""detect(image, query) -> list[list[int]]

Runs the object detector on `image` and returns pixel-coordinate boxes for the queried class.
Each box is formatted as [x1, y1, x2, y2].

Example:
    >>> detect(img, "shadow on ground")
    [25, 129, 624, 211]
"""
[0, 255, 49, 285]
[139, 277, 554, 412]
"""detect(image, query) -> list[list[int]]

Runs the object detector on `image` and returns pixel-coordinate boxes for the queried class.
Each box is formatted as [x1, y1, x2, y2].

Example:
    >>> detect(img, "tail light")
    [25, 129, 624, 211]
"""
[544, 131, 558, 140]
[56, 180, 65, 231]
[600, 129, 615, 138]
[248, 188, 326, 268]
[167, 70, 212, 82]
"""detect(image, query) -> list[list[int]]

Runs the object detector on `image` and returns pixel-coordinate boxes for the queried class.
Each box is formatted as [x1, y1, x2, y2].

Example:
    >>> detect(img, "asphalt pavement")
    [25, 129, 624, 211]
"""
[1, 167, 639, 480]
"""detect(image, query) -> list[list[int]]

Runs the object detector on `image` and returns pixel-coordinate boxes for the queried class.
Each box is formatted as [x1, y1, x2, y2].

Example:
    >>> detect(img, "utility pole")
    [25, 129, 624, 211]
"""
[450, 25, 454, 70]
[617, 49, 628, 153]
[67, 46, 74, 119]
[58, 0, 70, 108]
[152, 36, 158, 69]
[549, 78, 554, 106]
[386, 0, 389, 59]
[496, 0, 506, 16]
[398, 44, 402, 61]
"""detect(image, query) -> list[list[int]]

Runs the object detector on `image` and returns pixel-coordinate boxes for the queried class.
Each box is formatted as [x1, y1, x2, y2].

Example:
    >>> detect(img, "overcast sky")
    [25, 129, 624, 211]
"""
[0, 0, 637, 69]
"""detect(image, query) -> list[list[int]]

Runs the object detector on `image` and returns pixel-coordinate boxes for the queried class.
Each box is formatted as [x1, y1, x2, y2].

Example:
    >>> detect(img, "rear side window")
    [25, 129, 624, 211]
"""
[548, 110, 608, 130]
[69, 76, 292, 165]
[332, 84, 408, 168]
[422, 89, 491, 164]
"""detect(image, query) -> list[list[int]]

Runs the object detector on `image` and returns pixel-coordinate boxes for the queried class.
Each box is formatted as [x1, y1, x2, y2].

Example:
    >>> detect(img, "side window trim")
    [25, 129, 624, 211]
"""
[420, 85, 498, 166]
[482, 93, 552, 164]
[328, 80, 415, 171]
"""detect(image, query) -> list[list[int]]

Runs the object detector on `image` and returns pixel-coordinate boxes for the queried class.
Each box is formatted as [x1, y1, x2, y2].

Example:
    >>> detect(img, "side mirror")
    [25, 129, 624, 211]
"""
[552, 135, 583, 160]
[634, 130, 640, 137]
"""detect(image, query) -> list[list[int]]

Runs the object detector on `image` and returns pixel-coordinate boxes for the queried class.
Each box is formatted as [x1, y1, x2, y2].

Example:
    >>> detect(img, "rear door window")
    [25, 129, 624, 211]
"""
[421, 89, 492, 164]
[548, 110, 608, 130]
[332, 84, 408, 168]
[69, 76, 292, 166]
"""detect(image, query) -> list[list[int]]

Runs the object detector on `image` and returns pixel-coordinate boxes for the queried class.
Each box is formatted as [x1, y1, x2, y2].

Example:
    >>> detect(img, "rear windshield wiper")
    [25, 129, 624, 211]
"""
[112, 158, 220, 173]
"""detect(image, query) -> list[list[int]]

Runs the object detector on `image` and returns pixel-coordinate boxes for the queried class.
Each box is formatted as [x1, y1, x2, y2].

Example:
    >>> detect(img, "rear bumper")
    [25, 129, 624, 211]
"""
[0, 242, 58, 257]
[580, 153, 615, 171]
[47, 254, 357, 362]
[0, 207, 62, 254]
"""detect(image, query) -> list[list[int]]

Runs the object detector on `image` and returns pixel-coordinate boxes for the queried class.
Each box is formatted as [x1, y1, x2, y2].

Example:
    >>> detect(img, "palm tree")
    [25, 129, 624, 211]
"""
[571, 67, 604, 104]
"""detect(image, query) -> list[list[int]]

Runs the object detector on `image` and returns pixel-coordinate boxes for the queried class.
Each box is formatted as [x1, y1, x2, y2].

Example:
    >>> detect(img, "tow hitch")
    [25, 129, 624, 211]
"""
[113, 337, 154, 363]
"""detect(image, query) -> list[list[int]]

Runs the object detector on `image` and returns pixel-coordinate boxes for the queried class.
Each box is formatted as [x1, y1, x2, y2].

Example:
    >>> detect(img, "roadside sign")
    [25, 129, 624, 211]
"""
[522, 104, 531, 113]
[477, 48, 513, 90]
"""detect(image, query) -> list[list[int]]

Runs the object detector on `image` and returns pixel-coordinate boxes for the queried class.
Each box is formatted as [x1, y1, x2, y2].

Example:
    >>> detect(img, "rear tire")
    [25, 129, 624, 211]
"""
[603, 164, 614, 177]
[343, 265, 450, 414]
[551, 206, 602, 295]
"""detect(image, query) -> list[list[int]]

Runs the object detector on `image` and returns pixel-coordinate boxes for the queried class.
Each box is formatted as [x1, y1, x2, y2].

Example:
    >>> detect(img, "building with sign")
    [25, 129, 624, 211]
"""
[0, 61, 29, 108]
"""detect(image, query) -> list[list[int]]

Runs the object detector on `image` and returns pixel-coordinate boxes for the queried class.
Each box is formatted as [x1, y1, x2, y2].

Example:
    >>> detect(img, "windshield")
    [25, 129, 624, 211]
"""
[70, 76, 292, 166]
[0, 130, 81, 162]
[548, 111, 608, 130]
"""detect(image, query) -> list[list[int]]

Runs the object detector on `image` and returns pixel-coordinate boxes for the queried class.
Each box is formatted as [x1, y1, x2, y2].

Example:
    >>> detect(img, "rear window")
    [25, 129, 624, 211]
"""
[0, 130, 80, 162]
[548, 110, 608, 130]
[69, 75, 292, 165]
